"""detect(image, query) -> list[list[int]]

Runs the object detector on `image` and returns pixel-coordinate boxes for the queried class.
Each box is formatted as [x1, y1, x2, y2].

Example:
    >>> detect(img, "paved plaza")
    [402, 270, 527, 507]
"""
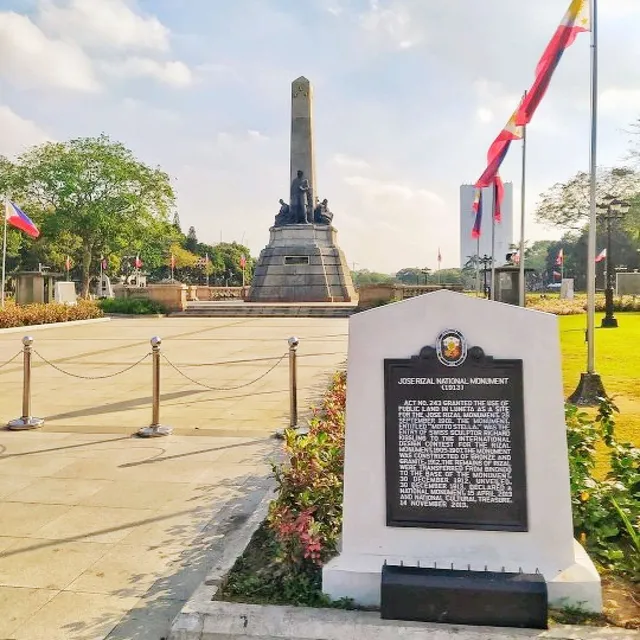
[0, 317, 348, 639]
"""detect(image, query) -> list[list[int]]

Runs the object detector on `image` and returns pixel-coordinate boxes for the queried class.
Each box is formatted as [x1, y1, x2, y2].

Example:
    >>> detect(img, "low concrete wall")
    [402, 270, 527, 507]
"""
[194, 286, 246, 301]
[113, 283, 188, 312]
[357, 284, 464, 309]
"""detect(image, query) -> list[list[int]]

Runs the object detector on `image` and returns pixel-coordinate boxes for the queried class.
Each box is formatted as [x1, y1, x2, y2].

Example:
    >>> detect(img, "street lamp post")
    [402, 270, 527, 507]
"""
[598, 197, 630, 328]
[478, 254, 492, 298]
[569, 195, 629, 405]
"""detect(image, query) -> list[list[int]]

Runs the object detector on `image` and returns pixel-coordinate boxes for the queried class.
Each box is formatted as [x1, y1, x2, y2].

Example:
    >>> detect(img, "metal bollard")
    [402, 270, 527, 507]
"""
[288, 336, 299, 429]
[137, 336, 172, 438]
[8, 336, 44, 430]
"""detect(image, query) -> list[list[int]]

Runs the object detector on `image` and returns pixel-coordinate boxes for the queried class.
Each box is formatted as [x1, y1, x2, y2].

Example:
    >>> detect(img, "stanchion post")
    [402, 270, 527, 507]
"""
[8, 336, 44, 430]
[137, 336, 172, 438]
[288, 336, 299, 429]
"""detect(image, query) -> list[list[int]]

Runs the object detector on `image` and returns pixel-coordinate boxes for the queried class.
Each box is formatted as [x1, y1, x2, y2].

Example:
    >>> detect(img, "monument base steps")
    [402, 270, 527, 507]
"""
[322, 540, 602, 614]
[173, 302, 356, 318]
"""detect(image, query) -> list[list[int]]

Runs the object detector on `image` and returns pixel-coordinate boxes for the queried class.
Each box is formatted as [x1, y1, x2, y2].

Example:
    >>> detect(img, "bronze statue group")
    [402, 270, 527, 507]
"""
[274, 169, 334, 227]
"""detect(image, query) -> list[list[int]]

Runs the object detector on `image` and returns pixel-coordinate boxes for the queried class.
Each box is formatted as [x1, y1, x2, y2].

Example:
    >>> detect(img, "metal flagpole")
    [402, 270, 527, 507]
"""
[518, 90, 528, 307]
[587, 0, 598, 376]
[1, 196, 7, 309]
[475, 237, 481, 297]
[569, 0, 602, 404]
[490, 187, 496, 301]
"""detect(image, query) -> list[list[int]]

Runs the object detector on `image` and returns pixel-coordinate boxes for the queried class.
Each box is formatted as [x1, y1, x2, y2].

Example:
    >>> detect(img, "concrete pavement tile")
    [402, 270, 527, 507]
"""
[31, 505, 158, 544]
[0, 586, 58, 638]
[4, 477, 111, 505]
[0, 455, 77, 477]
[11, 590, 141, 640]
[0, 474, 36, 498]
[0, 536, 22, 553]
[0, 502, 72, 536]
[117, 503, 217, 547]
[66, 543, 177, 597]
[79, 480, 198, 510]
[0, 539, 107, 589]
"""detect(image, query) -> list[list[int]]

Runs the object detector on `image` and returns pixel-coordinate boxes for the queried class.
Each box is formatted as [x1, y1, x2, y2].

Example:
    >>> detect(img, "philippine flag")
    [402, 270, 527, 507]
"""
[516, 0, 590, 126]
[5, 200, 40, 238]
[595, 248, 607, 263]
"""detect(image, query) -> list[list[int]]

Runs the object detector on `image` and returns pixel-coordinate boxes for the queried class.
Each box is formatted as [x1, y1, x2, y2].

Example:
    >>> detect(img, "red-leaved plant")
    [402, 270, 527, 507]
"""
[268, 371, 346, 568]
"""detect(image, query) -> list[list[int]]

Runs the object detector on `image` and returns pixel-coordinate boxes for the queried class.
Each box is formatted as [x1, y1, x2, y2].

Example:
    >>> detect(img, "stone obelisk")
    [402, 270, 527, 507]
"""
[290, 77, 316, 206]
[248, 77, 356, 304]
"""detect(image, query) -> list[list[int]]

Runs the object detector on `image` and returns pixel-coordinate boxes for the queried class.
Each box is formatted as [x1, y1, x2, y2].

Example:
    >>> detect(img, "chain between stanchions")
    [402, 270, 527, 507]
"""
[161, 352, 287, 391]
[0, 352, 22, 369]
[33, 351, 151, 380]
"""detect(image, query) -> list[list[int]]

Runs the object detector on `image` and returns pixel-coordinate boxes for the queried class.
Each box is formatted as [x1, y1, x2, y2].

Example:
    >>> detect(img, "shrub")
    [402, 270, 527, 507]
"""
[268, 371, 346, 567]
[566, 398, 640, 579]
[0, 300, 103, 328]
[98, 297, 166, 315]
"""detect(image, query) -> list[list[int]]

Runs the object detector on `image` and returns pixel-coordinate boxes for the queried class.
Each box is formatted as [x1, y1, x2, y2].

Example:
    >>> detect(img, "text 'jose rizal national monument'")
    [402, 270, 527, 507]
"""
[248, 77, 356, 303]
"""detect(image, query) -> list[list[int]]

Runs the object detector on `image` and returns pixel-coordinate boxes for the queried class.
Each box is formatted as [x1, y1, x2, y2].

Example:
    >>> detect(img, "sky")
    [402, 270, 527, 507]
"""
[0, 0, 639, 273]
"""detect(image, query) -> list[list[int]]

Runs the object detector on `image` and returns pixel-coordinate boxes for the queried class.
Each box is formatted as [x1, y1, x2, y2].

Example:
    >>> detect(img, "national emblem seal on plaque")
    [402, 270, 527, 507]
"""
[435, 329, 467, 367]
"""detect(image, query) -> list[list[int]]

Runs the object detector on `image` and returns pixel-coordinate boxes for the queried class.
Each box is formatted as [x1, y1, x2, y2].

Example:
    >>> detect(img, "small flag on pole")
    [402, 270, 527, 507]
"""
[170, 253, 176, 269]
[472, 189, 483, 240]
[5, 200, 40, 238]
[101, 256, 108, 270]
[134, 255, 142, 269]
[240, 254, 247, 269]
[65, 255, 71, 270]
[595, 248, 606, 263]
[556, 248, 564, 266]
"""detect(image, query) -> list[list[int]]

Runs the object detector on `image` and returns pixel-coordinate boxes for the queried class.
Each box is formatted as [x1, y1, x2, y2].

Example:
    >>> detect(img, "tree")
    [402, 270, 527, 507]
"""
[185, 226, 198, 253]
[535, 167, 640, 231]
[13, 135, 176, 296]
[351, 269, 394, 287]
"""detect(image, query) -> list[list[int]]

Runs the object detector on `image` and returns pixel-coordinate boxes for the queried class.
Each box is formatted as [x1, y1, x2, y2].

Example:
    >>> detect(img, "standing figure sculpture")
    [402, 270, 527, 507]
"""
[290, 170, 312, 223]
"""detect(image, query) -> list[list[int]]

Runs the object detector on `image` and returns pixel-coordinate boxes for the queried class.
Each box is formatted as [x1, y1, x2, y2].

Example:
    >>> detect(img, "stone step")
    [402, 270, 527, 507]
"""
[173, 303, 357, 318]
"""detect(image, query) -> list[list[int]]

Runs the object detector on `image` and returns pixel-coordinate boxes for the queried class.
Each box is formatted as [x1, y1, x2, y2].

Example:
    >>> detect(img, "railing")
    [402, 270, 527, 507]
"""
[1, 334, 317, 438]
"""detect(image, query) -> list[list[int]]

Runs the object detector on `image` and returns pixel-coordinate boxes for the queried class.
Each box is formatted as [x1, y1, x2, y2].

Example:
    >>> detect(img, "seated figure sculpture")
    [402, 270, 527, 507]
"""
[314, 198, 333, 225]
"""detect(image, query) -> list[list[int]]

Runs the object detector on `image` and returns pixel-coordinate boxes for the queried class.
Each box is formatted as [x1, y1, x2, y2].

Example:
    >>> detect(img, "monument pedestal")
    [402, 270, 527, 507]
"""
[248, 224, 356, 303]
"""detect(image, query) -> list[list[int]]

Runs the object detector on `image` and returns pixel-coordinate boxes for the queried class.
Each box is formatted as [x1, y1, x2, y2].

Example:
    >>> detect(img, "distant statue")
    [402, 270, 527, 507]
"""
[290, 170, 312, 223]
[274, 199, 292, 227]
[314, 198, 333, 225]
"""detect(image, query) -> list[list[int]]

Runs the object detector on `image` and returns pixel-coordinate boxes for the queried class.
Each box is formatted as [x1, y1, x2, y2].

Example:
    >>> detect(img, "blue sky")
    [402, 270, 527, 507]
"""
[1, 0, 639, 272]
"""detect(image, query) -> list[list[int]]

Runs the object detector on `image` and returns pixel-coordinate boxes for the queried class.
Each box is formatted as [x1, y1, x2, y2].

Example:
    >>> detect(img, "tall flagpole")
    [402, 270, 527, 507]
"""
[1, 197, 7, 309]
[586, 0, 598, 375]
[518, 90, 528, 307]
[490, 187, 496, 301]
[570, 0, 602, 404]
[475, 236, 481, 297]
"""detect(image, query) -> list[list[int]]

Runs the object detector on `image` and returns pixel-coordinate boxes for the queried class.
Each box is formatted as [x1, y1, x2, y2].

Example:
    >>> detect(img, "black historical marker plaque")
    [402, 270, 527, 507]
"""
[384, 330, 527, 532]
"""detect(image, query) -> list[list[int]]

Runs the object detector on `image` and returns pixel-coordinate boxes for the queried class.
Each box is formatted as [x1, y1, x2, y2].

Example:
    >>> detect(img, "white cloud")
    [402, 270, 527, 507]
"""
[600, 88, 640, 117]
[359, 0, 423, 50]
[332, 153, 371, 170]
[476, 108, 493, 124]
[0, 106, 52, 158]
[0, 11, 100, 92]
[344, 175, 444, 205]
[38, 0, 170, 52]
[103, 57, 193, 87]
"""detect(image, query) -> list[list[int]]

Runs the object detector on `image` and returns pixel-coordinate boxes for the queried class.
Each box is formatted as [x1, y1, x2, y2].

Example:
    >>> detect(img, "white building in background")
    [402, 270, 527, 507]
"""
[459, 182, 514, 269]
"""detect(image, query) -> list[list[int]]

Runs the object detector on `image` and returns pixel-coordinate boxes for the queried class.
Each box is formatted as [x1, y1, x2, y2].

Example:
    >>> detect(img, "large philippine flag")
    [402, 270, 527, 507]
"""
[516, 0, 590, 126]
[475, 105, 524, 189]
[5, 200, 40, 238]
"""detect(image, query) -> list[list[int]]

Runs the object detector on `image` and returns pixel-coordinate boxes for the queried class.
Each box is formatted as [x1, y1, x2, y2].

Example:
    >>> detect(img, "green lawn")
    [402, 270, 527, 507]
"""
[559, 313, 640, 471]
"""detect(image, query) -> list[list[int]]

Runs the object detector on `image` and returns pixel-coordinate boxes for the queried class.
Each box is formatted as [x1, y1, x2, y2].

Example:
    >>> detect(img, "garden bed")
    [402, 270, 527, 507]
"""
[218, 370, 639, 629]
[0, 300, 103, 328]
